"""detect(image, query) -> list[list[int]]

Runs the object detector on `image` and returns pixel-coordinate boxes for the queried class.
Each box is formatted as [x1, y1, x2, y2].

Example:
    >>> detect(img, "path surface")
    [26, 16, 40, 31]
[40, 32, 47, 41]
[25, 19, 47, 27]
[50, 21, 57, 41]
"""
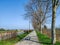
[15, 31, 42, 45]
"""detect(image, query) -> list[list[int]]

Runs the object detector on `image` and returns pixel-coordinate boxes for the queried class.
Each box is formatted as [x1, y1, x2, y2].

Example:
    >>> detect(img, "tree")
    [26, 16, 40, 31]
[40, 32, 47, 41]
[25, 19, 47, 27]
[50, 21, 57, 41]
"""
[0, 28, 5, 31]
[51, 0, 59, 45]
[25, 0, 60, 44]
[44, 25, 47, 29]
[25, 0, 52, 33]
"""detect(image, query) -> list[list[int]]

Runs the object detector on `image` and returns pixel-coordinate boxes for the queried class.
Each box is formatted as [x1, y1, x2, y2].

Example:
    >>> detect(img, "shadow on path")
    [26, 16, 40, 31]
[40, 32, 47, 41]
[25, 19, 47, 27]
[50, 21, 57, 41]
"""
[23, 36, 52, 45]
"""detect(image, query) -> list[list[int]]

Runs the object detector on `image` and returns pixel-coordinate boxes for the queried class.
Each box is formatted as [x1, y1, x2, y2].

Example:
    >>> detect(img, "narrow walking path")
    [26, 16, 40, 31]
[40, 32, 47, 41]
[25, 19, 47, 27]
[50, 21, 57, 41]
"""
[15, 31, 42, 45]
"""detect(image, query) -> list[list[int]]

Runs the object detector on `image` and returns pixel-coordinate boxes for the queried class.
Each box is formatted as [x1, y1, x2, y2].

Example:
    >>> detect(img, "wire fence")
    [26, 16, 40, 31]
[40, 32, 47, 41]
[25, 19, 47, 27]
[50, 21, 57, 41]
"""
[0, 31, 17, 40]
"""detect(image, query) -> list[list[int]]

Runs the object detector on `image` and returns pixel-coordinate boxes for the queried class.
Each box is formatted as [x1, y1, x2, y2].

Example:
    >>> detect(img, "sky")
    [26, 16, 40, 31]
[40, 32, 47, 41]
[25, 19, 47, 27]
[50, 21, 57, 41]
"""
[0, 0, 60, 29]
[0, 0, 33, 29]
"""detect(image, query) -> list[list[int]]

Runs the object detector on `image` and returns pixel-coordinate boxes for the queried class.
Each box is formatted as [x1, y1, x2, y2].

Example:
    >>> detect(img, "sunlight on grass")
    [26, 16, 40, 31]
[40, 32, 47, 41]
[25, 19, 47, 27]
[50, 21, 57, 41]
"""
[36, 30, 60, 45]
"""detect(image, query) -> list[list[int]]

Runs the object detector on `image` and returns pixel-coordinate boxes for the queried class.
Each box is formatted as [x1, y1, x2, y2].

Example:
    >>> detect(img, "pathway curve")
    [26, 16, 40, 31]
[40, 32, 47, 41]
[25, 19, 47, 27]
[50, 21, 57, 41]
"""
[15, 31, 42, 45]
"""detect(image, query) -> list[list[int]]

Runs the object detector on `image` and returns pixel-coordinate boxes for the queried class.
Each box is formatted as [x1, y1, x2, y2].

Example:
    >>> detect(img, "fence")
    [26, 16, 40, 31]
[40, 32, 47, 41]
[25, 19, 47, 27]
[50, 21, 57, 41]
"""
[42, 29, 60, 42]
[0, 31, 17, 40]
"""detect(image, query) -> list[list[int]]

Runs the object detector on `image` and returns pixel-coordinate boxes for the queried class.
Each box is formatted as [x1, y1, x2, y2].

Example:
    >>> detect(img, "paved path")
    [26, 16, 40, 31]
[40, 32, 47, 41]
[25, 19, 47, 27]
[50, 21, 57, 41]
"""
[15, 31, 42, 45]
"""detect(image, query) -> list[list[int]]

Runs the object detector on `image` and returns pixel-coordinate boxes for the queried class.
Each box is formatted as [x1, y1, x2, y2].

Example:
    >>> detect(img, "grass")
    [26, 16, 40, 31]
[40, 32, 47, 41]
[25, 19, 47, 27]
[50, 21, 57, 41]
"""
[0, 32, 30, 45]
[36, 30, 60, 45]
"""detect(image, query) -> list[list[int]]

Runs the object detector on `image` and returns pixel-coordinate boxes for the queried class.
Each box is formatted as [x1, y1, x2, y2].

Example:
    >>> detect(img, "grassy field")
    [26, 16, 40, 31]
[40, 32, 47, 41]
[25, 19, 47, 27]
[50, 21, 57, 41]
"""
[36, 30, 60, 45]
[0, 32, 30, 45]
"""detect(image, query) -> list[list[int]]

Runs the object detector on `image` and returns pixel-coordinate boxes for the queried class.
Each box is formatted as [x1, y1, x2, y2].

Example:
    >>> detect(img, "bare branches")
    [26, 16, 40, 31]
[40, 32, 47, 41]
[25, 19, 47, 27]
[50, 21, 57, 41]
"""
[25, 0, 52, 30]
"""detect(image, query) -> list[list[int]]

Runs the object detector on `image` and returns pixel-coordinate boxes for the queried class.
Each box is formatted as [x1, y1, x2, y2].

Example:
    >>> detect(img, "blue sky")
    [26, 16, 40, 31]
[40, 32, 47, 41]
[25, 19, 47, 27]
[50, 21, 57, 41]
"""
[0, 0, 60, 29]
[0, 0, 33, 29]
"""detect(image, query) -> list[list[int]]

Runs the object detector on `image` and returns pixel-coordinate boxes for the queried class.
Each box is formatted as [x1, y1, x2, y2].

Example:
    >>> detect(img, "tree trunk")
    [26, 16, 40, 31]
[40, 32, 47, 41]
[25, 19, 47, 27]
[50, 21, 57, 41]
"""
[40, 23, 42, 34]
[51, 0, 57, 45]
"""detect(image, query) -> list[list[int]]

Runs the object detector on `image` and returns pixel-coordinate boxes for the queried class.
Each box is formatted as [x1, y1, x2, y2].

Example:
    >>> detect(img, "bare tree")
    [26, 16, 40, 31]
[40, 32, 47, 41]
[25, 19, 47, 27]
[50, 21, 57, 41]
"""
[25, 0, 52, 33]
[25, 0, 60, 44]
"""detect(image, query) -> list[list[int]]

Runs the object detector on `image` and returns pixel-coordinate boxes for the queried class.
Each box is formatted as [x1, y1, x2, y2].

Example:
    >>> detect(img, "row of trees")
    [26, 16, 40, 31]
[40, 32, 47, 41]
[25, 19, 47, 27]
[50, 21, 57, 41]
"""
[25, 0, 60, 45]
[25, 0, 52, 33]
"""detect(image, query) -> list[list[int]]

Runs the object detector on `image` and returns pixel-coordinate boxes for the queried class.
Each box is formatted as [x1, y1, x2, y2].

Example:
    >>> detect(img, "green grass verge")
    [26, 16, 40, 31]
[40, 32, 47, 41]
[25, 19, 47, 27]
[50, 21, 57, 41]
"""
[0, 32, 30, 45]
[36, 30, 60, 45]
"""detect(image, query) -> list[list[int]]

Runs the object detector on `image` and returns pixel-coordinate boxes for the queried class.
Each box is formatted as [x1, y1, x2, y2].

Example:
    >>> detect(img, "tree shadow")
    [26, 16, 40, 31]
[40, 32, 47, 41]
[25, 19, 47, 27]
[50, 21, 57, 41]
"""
[23, 37, 52, 45]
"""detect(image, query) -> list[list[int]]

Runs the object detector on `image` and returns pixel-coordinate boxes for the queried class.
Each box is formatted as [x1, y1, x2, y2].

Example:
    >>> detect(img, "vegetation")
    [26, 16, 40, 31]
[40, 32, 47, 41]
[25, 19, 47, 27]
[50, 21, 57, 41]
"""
[25, 0, 52, 34]
[36, 30, 60, 45]
[0, 31, 30, 45]
[0, 28, 5, 31]
[25, 0, 60, 44]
